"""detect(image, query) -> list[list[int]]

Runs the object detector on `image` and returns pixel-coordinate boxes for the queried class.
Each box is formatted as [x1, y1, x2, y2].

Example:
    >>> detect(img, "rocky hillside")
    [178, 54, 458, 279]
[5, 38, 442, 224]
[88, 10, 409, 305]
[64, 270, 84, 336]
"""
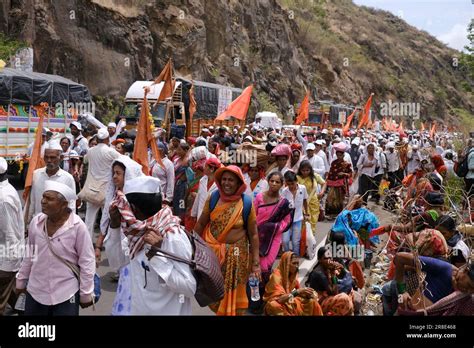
[0, 0, 472, 124]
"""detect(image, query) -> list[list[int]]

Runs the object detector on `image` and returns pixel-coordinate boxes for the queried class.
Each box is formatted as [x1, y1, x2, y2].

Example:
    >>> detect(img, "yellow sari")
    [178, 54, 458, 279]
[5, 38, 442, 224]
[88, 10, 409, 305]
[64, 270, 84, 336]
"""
[202, 198, 253, 316]
[297, 175, 325, 233]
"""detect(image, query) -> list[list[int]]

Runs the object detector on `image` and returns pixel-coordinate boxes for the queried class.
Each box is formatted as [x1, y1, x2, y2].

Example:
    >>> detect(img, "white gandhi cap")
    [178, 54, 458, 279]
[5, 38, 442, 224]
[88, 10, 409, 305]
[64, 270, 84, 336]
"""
[123, 176, 161, 195]
[43, 180, 77, 202]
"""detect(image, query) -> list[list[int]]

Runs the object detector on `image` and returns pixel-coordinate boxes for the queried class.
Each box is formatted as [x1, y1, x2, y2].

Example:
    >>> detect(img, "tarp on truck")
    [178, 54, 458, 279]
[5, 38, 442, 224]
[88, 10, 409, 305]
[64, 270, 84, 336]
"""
[0, 68, 91, 105]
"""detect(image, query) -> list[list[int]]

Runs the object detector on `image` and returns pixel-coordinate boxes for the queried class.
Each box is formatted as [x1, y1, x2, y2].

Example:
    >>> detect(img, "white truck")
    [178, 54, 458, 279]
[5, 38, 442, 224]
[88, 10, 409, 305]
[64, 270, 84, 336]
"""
[255, 111, 283, 130]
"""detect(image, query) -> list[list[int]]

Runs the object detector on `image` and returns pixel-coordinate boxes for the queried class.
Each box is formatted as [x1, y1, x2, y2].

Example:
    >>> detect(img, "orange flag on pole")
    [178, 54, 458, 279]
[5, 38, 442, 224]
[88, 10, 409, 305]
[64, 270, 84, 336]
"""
[215, 85, 253, 121]
[23, 103, 47, 202]
[357, 93, 374, 129]
[420, 121, 425, 132]
[189, 82, 197, 124]
[294, 91, 310, 125]
[430, 122, 436, 139]
[133, 88, 163, 175]
[153, 58, 175, 103]
[342, 108, 357, 136]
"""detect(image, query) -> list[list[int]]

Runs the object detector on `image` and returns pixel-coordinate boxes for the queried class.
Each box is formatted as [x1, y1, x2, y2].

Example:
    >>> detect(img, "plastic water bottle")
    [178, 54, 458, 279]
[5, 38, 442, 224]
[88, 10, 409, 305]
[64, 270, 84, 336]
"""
[15, 293, 26, 311]
[249, 276, 260, 301]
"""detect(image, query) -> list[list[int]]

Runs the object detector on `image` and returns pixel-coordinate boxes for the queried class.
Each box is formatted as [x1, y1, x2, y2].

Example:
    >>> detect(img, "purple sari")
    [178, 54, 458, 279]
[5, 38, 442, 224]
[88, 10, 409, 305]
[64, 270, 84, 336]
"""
[254, 193, 293, 273]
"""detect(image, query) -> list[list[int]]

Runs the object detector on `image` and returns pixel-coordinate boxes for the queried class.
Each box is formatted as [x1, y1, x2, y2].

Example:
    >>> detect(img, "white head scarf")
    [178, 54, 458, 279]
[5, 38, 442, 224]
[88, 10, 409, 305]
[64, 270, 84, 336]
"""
[100, 155, 144, 234]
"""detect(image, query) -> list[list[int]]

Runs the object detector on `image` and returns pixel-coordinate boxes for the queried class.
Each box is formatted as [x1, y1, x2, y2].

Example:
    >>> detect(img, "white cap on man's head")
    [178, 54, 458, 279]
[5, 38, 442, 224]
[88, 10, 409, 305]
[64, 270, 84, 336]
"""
[45, 140, 63, 152]
[315, 139, 325, 145]
[123, 176, 161, 195]
[70, 121, 82, 131]
[97, 128, 109, 140]
[306, 143, 316, 151]
[386, 142, 395, 149]
[43, 180, 77, 202]
[108, 122, 117, 128]
[321, 129, 328, 134]
[351, 137, 360, 146]
[0, 157, 7, 174]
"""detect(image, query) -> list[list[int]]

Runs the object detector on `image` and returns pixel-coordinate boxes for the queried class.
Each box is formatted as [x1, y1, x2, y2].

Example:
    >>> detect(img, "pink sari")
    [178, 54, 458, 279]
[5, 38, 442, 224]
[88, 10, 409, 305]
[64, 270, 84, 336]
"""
[254, 193, 292, 272]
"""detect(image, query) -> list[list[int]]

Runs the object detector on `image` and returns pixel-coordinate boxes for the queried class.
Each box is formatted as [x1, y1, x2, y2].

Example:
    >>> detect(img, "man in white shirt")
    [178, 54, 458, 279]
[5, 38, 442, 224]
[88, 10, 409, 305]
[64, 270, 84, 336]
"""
[108, 122, 118, 142]
[69, 121, 89, 157]
[0, 158, 25, 314]
[104, 176, 196, 315]
[407, 145, 423, 174]
[26, 142, 76, 225]
[303, 143, 326, 178]
[385, 142, 402, 188]
[151, 143, 175, 205]
[315, 139, 330, 174]
[82, 128, 120, 240]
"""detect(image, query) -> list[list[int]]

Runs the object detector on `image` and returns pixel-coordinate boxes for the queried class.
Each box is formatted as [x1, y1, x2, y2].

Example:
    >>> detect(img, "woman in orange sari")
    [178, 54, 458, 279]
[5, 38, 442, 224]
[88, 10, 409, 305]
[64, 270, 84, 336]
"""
[194, 165, 261, 316]
[263, 251, 322, 316]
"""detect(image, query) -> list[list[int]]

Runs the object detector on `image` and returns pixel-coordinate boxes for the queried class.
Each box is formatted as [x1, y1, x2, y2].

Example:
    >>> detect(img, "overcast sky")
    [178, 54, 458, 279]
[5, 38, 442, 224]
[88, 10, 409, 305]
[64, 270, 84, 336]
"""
[353, 0, 472, 51]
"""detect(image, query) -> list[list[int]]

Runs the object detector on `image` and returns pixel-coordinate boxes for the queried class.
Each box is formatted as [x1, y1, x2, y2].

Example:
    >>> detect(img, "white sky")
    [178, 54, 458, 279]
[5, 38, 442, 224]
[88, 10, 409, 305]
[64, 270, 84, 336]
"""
[353, 0, 473, 51]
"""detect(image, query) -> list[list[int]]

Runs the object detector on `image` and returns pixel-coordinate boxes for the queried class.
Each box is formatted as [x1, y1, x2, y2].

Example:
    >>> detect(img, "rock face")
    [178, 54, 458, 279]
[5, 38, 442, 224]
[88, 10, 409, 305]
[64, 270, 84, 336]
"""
[1, 0, 472, 122]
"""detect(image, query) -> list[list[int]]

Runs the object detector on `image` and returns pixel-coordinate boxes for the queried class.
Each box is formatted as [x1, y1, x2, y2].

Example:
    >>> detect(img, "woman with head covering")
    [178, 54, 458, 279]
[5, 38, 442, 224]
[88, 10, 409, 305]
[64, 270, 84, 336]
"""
[185, 155, 208, 231]
[243, 164, 269, 201]
[250, 171, 293, 314]
[194, 165, 261, 316]
[289, 147, 302, 173]
[263, 251, 322, 316]
[268, 144, 292, 177]
[172, 143, 194, 222]
[100, 156, 143, 315]
[325, 142, 353, 217]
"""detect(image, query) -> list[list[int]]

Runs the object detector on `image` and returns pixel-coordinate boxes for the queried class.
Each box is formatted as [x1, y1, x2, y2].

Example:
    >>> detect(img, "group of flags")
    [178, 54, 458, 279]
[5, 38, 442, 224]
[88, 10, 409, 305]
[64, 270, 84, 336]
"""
[23, 58, 443, 213]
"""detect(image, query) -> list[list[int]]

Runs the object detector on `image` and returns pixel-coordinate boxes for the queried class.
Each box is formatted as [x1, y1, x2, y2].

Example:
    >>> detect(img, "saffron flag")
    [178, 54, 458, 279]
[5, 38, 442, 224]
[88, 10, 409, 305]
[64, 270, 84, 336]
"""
[357, 93, 374, 129]
[430, 122, 436, 139]
[294, 91, 310, 125]
[189, 82, 197, 124]
[215, 85, 253, 121]
[420, 121, 425, 132]
[133, 88, 163, 175]
[153, 58, 175, 103]
[23, 103, 47, 201]
[342, 108, 357, 136]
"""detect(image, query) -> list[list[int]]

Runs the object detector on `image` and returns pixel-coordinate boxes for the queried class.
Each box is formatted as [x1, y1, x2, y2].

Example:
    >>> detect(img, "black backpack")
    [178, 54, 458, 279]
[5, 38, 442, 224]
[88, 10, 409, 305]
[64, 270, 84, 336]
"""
[454, 149, 473, 178]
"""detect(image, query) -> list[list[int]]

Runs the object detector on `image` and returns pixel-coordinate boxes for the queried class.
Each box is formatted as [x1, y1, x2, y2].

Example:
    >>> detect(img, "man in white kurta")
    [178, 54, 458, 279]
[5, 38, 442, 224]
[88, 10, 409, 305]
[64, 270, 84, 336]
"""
[0, 158, 25, 314]
[104, 176, 196, 315]
[302, 143, 326, 177]
[83, 128, 120, 239]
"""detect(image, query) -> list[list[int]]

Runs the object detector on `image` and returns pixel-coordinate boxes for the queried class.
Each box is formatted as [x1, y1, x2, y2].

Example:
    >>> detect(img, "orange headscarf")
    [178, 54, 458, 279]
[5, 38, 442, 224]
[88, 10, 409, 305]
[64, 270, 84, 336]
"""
[277, 251, 299, 293]
[214, 165, 247, 202]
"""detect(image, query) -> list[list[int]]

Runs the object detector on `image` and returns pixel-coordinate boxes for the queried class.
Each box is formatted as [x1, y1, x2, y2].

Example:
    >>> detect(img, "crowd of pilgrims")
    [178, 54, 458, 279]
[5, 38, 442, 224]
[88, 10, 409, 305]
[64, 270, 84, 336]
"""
[0, 117, 473, 316]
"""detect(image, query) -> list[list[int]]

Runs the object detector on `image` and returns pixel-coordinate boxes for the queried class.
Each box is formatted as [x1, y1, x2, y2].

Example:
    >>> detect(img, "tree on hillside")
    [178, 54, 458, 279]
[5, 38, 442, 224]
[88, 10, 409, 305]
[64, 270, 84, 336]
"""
[460, 19, 474, 88]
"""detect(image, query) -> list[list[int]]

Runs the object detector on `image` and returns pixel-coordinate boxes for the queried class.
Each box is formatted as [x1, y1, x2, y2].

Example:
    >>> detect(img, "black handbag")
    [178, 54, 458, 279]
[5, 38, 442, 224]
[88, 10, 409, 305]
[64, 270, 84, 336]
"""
[147, 231, 225, 307]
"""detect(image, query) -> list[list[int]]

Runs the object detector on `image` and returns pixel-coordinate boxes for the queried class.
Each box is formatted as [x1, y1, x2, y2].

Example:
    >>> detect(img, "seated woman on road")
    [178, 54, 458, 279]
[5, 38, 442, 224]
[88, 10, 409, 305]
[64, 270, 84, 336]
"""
[306, 246, 360, 316]
[263, 251, 322, 316]
[194, 165, 261, 316]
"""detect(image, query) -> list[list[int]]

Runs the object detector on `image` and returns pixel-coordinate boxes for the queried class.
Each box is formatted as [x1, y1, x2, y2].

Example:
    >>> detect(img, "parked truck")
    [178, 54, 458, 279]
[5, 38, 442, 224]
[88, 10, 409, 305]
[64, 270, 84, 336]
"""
[0, 67, 92, 184]
[123, 77, 243, 139]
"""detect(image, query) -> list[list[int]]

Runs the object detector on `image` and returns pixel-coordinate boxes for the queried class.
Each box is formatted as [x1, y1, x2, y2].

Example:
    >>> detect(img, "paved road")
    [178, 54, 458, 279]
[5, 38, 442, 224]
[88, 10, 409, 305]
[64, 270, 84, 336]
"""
[81, 219, 334, 316]
[16, 181, 393, 316]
